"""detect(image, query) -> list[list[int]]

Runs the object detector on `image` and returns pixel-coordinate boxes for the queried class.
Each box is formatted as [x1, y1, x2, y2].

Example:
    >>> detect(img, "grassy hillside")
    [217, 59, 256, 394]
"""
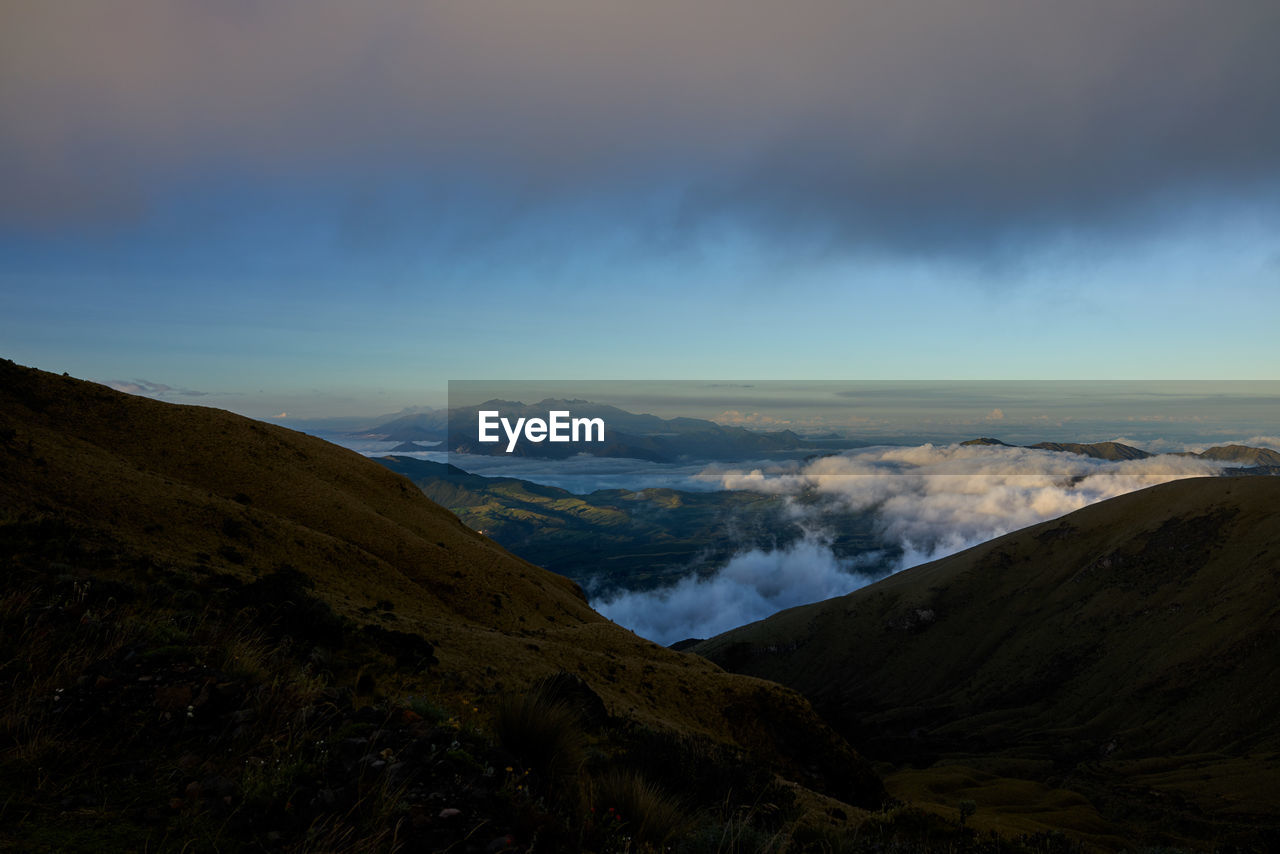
[0, 361, 889, 852]
[696, 477, 1280, 850]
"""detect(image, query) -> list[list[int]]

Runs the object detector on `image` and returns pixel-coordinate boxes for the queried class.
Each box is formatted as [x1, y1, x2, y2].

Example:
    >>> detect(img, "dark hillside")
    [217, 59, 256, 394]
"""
[697, 476, 1280, 849]
[0, 360, 882, 852]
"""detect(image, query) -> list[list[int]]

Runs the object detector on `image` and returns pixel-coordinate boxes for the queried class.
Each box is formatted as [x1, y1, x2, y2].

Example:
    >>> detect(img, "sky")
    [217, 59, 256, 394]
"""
[2, 1, 1279, 419]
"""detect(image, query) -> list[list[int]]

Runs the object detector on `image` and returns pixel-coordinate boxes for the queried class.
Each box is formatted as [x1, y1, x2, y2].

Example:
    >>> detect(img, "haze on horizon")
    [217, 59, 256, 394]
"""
[2, 1, 1278, 418]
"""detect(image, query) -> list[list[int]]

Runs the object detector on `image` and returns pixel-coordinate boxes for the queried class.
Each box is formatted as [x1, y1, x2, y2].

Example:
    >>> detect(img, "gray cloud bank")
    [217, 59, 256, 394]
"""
[4, 1, 1278, 253]
[596, 444, 1229, 644]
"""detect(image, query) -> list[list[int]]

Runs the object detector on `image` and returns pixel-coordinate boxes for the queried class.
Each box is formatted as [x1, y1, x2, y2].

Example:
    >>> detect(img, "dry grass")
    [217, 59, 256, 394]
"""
[0, 358, 881, 784]
[697, 474, 1280, 849]
[492, 682, 588, 794]
[585, 768, 693, 849]
[0, 359, 908, 850]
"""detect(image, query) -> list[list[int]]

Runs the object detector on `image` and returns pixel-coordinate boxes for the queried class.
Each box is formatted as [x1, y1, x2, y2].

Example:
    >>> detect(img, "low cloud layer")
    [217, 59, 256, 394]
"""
[596, 444, 1229, 643]
[788, 445, 1225, 565]
[595, 535, 884, 646]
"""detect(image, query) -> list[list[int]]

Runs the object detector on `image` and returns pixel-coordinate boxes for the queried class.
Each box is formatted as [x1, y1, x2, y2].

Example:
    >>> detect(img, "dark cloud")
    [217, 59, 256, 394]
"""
[3, 1, 1278, 254]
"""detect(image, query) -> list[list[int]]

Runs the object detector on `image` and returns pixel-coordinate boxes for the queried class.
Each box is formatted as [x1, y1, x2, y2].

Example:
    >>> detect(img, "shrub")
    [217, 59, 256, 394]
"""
[492, 682, 587, 791]
[587, 769, 692, 850]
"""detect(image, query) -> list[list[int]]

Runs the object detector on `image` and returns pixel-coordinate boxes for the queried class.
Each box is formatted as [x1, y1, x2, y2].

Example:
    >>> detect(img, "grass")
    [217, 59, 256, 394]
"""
[0, 569, 1125, 853]
[491, 679, 589, 794]
[586, 769, 692, 849]
[696, 475, 1280, 850]
[0, 573, 432, 852]
[20, 359, 1260, 851]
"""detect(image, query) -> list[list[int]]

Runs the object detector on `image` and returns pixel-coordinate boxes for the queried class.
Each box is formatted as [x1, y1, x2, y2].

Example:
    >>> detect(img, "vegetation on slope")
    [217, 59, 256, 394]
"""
[697, 477, 1280, 850]
[1, 359, 894, 852]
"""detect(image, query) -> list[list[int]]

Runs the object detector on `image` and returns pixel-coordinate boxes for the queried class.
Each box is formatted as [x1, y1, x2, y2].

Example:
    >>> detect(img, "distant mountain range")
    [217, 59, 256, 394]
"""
[354, 399, 854, 461]
[355, 403, 1280, 470]
[349, 408, 450, 442]
[446, 398, 819, 462]
[963, 436, 1280, 471]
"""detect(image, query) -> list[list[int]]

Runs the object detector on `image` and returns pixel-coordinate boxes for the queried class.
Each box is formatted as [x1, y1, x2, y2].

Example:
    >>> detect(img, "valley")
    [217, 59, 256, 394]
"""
[3, 361, 1278, 852]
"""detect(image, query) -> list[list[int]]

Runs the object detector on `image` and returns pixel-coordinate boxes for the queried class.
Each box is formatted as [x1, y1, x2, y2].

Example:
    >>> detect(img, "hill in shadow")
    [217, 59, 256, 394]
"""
[696, 476, 1280, 850]
[0, 360, 886, 852]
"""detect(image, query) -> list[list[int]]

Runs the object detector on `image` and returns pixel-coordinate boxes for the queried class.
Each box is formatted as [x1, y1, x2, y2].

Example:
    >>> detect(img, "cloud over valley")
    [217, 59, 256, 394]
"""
[595, 443, 1230, 643]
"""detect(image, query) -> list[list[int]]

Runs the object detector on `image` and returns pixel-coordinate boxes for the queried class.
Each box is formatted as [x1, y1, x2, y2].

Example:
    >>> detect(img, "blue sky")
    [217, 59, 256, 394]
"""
[2, 1, 1278, 418]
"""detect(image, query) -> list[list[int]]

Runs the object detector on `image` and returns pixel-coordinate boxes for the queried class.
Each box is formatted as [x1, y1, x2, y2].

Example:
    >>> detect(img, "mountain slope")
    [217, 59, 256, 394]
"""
[696, 476, 1280, 847]
[960, 437, 1154, 461]
[1198, 444, 1280, 466]
[0, 361, 883, 849]
[374, 456, 893, 594]
[1025, 440, 1151, 460]
[963, 436, 1280, 468]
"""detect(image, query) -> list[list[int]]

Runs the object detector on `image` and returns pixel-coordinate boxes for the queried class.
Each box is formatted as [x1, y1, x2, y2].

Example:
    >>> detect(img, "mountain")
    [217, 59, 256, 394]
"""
[696, 476, 1280, 849]
[0, 361, 882, 851]
[445, 398, 815, 462]
[1197, 444, 1280, 467]
[388, 440, 434, 452]
[1025, 440, 1151, 461]
[964, 437, 1280, 468]
[356, 409, 449, 442]
[374, 456, 895, 594]
[959, 437, 1011, 446]
[961, 437, 1152, 461]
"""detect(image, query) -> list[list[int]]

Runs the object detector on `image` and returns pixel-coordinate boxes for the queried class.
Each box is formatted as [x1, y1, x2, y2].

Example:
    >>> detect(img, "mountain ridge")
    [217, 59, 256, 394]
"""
[962, 436, 1280, 467]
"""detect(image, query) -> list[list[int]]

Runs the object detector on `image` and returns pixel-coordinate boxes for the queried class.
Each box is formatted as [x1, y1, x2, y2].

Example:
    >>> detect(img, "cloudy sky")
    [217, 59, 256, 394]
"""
[2, 1, 1278, 417]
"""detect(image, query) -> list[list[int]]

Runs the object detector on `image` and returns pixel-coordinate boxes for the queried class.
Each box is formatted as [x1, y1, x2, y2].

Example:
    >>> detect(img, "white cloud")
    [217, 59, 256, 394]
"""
[594, 534, 884, 646]
[765, 444, 1225, 568]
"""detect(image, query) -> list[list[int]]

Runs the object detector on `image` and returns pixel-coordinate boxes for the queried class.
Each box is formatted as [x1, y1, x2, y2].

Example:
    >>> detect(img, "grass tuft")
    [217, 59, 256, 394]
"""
[492, 681, 587, 792]
[586, 768, 692, 850]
